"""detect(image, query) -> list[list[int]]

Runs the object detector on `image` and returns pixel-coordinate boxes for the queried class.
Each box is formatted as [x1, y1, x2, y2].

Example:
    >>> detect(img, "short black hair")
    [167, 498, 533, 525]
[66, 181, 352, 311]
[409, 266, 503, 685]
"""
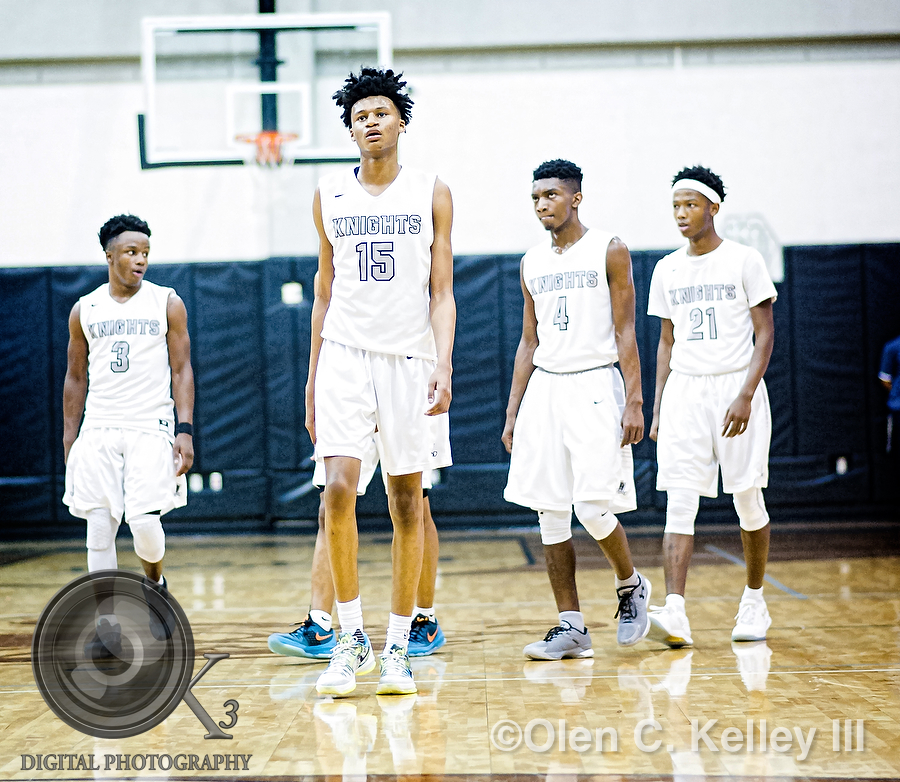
[98, 214, 151, 250]
[672, 165, 726, 202]
[332, 67, 414, 129]
[533, 159, 583, 191]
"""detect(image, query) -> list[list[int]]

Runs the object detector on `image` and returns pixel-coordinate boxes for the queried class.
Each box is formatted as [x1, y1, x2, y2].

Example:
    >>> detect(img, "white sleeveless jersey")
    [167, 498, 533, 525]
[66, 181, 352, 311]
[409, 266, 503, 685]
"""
[319, 166, 437, 359]
[523, 229, 618, 373]
[79, 280, 175, 436]
[648, 238, 777, 375]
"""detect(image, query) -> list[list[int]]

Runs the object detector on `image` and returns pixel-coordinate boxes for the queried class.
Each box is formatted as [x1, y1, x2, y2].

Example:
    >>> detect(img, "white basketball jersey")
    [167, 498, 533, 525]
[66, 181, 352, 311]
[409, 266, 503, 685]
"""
[648, 239, 777, 375]
[523, 229, 619, 373]
[79, 280, 175, 436]
[319, 166, 437, 359]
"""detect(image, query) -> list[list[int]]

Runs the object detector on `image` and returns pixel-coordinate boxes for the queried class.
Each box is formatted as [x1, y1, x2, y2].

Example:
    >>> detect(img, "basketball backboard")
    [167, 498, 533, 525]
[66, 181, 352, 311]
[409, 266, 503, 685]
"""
[138, 13, 392, 169]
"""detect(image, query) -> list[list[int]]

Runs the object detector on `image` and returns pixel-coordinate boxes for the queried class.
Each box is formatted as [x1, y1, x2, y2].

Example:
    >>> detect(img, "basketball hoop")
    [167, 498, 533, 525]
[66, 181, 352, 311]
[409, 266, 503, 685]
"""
[236, 131, 298, 167]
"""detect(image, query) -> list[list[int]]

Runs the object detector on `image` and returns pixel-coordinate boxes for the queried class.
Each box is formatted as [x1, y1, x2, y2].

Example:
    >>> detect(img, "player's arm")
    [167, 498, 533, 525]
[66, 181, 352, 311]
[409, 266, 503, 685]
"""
[167, 293, 194, 476]
[607, 237, 644, 446]
[649, 319, 674, 442]
[426, 177, 456, 416]
[722, 298, 775, 438]
[306, 188, 335, 443]
[501, 261, 539, 454]
[62, 302, 88, 463]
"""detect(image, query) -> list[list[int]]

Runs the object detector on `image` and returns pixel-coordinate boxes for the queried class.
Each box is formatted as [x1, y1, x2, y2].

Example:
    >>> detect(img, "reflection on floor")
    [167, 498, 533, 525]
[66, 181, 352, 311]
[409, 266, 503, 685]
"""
[0, 524, 898, 780]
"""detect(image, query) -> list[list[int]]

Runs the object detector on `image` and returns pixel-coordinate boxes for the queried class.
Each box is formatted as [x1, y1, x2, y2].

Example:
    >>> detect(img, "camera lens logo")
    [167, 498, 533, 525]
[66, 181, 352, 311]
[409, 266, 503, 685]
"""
[32, 571, 195, 739]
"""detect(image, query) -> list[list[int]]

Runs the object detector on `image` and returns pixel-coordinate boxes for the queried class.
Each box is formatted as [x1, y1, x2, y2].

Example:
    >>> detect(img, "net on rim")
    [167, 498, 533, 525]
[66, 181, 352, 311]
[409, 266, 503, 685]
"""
[236, 131, 299, 167]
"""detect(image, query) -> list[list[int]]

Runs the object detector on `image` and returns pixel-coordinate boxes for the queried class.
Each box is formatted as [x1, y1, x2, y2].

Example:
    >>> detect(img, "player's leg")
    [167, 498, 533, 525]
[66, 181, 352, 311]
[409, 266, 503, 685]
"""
[268, 491, 337, 659]
[720, 376, 773, 642]
[568, 368, 650, 647]
[409, 493, 446, 656]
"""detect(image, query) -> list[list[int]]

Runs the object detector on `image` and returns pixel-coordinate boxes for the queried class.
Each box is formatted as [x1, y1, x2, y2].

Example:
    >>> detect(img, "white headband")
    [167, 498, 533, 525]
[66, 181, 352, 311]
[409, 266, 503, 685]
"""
[672, 178, 722, 204]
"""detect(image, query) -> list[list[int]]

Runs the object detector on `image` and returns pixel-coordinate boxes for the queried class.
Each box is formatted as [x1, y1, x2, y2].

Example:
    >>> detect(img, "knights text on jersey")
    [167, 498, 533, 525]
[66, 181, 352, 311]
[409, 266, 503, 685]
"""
[647, 239, 777, 375]
[319, 166, 437, 359]
[79, 280, 175, 436]
[523, 229, 619, 373]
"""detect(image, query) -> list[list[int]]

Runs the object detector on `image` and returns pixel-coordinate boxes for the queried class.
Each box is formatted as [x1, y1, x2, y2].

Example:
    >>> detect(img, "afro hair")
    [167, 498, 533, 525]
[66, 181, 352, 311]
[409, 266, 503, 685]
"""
[672, 165, 726, 202]
[98, 214, 151, 250]
[332, 67, 414, 128]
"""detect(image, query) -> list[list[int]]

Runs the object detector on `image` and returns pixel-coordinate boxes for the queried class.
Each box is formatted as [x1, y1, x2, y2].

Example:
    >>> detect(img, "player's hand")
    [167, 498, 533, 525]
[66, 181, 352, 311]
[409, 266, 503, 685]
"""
[649, 413, 660, 442]
[173, 433, 194, 476]
[426, 365, 452, 416]
[305, 385, 316, 444]
[501, 417, 516, 453]
[620, 401, 644, 447]
[722, 393, 752, 438]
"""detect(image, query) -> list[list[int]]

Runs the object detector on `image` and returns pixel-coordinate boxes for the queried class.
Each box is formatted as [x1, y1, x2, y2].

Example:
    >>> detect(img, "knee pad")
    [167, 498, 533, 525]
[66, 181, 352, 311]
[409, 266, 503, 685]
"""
[538, 509, 572, 545]
[574, 500, 618, 541]
[86, 509, 119, 571]
[129, 514, 166, 563]
[733, 488, 769, 531]
[665, 489, 700, 536]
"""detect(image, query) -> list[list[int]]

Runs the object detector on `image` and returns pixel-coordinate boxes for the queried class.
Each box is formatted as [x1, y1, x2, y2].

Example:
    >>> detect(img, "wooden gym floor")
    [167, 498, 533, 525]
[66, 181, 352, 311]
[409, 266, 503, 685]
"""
[0, 522, 898, 781]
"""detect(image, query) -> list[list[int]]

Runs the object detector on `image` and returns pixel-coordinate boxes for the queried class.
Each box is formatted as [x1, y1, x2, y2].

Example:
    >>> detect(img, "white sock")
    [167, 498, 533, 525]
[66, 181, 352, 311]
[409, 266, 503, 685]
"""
[742, 585, 764, 601]
[666, 593, 686, 613]
[414, 605, 435, 622]
[309, 609, 332, 631]
[384, 612, 412, 652]
[336, 597, 363, 636]
[615, 569, 640, 589]
[559, 610, 585, 632]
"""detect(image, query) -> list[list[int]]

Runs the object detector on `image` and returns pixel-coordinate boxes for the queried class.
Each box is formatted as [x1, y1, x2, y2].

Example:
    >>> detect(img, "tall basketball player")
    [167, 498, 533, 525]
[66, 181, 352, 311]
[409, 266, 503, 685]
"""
[63, 214, 194, 654]
[647, 165, 776, 647]
[503, 159, 651, 660]
[307, 68, 455, 696]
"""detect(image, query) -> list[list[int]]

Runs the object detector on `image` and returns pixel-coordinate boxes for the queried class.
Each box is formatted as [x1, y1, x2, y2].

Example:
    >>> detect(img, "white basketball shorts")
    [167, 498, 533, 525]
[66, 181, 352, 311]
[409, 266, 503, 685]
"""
[504, 366, 637, 513]
[64, 427, 187, 521]
[656, 370, 771, 497]
[314, 340, 452, 476]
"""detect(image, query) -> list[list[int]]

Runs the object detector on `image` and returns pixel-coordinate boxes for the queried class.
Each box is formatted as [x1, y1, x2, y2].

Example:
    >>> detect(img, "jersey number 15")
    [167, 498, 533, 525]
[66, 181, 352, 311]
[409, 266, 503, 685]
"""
[356, 241, 395, 282]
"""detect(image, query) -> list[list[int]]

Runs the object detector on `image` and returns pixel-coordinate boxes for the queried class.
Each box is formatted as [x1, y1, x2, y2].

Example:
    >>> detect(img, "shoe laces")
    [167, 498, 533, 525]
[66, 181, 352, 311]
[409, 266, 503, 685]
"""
[542, 623, 573, 642]
[327, 632, 362, 673]
[615, 582, 641, 621]
[381, 645, 412, 678]
[408, 615, 433, 643]
[735, 599, 765, 625]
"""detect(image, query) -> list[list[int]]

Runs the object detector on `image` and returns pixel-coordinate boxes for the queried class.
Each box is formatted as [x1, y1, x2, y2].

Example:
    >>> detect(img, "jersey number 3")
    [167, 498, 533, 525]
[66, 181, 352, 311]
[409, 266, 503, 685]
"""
[356, 241, 395, 282]
[553, 296, 569, 331]
[110, 340, 130, 373]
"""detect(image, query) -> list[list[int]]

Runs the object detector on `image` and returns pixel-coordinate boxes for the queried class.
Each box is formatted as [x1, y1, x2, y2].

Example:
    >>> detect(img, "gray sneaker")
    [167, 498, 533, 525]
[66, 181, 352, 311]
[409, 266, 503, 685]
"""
[523, 621, 593, 660]
[615, 573, 651, 646]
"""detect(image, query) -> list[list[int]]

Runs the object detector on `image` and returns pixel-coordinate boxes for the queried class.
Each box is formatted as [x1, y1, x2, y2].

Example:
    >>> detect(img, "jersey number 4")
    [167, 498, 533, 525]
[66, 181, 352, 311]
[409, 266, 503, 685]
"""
[553, 296, 569, 331]
[110, 340, 130, 372]
[688, 307, 718, 340]
[356, 241, 395, 282]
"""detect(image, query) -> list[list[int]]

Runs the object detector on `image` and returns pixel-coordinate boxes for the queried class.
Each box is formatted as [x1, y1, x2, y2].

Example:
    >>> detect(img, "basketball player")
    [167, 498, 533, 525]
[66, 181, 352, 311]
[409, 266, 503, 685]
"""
[647, 165, 776, 647]
[63, 214, 193, 652]
[879, 332, 900, 457]
[307, 68, 455, 696]
[503, 159, 651, 660]
[267, 440, 447, 660]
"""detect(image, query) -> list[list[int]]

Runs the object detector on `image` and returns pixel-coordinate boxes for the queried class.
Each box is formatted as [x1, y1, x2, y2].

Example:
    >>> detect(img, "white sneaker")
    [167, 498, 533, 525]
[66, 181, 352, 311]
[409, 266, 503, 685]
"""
[376, 644, 417, 695]
[647, 605, 693, 648]
[316, 630, 376, 697]
[732, 597, 771, 641]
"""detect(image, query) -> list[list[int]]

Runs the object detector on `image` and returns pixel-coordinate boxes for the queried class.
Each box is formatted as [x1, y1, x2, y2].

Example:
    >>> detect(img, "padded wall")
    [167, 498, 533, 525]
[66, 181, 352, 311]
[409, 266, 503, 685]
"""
[1, 243, 898, 533]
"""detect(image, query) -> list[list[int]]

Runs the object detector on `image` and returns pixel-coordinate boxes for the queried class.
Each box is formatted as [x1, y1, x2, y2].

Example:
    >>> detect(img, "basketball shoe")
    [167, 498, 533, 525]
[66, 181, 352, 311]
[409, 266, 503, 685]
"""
[316, 630, 375, 696]
[377, 645, 417, 695]
[142, 575, 175, 641]
[268, 615, 336, 660]
[83, 617, 122, 661]
[523, 621, 593, 660]
[731, 596, 771, 642]
[648, 604, 693, 648]
[615, 573, 652, 646]
[407, 613, 445, 657]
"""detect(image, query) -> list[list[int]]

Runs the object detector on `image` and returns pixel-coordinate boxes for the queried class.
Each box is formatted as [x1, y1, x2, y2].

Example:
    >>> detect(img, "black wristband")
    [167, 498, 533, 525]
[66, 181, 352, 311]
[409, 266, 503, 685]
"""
[176, 422, 193, 437]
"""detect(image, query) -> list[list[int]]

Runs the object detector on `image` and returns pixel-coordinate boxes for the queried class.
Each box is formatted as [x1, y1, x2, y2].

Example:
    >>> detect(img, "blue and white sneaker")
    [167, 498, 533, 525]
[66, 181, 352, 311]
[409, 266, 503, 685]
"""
[407, 613, 445, 657]
[268, 615, 336, 660]
[316, 630, 376, 696]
